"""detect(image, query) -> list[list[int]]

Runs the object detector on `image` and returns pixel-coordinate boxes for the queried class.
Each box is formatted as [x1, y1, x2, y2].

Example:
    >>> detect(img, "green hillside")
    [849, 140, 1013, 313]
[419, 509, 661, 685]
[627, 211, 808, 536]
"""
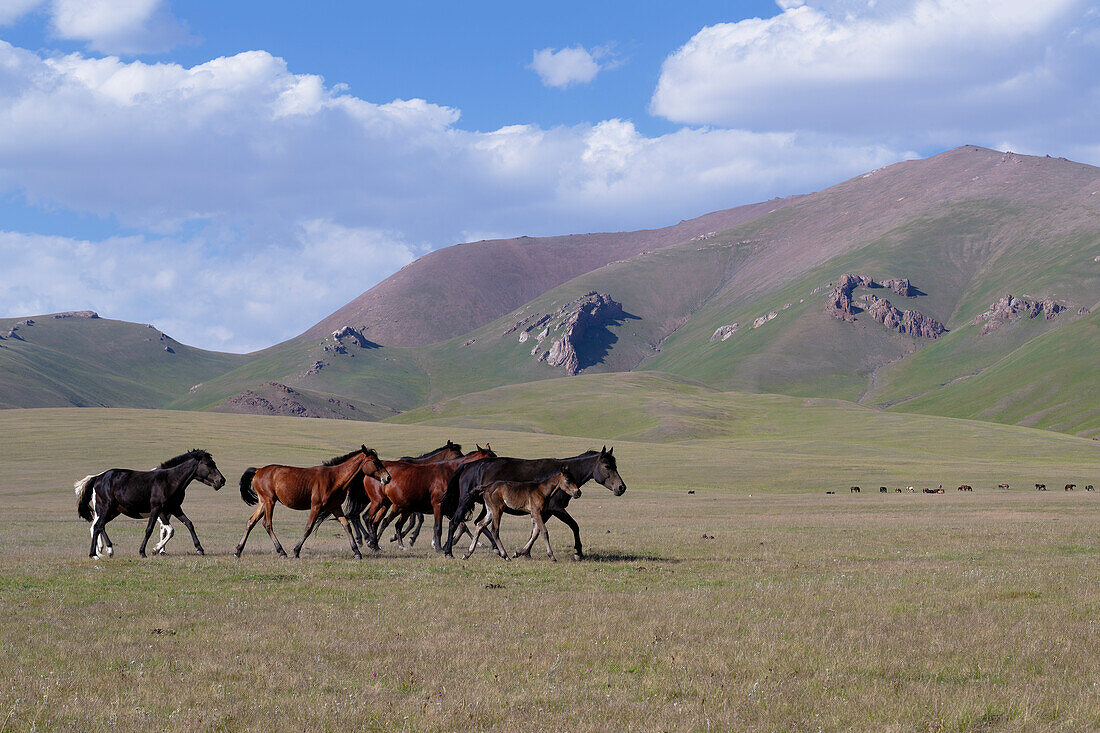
[0, 314, 247, 408]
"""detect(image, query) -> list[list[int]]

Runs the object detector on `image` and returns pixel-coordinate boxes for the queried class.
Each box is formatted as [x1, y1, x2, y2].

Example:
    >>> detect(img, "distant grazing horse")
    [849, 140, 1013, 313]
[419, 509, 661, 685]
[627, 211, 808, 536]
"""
[958, 485, 973, 492]
[923, 488, 945, 494]
[343, 441, 465, 548]
[1064, 484, 1076, 491]
[442, 447, 626, 559]
[1035, 484, 1047, 491]
[998, 483, 1010, 489]
[235, 446, 390, 559]
[353, 445, 497, 552]
[1086, 485, 1095, 492]
[464, 472, 582, 561]
[75, 449, 226, 558]
[879, 487, 888, 493]
[894, 487, 903, 493]
[850, 486, 861, 493]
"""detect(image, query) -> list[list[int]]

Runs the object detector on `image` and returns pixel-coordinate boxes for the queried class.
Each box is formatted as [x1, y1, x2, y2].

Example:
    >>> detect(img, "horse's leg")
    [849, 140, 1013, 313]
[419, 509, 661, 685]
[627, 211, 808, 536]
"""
[261, 502, 288, 557]
[329, 507, 362, 559]
[292, 506, 324, 558]
[171, 508, 205, 555]
[89, 504, 110, 559]
[88, 501, 112, 558]
[535, 512, 556, 562]
[153, 515, 175, 555]
[514, 512, 542, 559]
[138, 507, 163, 558]
[388, 513, 406, 543]
[405, 513, 425, 547]
[462, 512, 492, 560]
[234, 506, 264, 558]
[487, 505, 509, 560]
[550, 508, 584, 561]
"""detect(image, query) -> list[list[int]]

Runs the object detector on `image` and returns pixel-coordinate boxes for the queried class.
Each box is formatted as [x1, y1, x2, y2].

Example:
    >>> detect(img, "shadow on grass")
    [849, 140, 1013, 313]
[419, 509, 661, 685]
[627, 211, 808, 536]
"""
[583, 551, 682, 564]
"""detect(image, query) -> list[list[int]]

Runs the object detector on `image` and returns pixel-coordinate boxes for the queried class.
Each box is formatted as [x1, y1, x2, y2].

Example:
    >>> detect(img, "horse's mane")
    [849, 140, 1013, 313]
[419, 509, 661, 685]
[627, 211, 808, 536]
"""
[323, 447, 374, 466]
[403, 441, 461, 460]
[158, 449, 212, 469]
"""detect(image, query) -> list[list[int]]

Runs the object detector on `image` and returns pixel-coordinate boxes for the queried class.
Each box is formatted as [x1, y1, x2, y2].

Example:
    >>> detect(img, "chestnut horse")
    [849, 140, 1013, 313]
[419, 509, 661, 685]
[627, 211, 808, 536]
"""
[463, 471, 582, 562]
[343, 441, 464, 548]
[234, 445, 390, 559]
[356, 445, 497, 552]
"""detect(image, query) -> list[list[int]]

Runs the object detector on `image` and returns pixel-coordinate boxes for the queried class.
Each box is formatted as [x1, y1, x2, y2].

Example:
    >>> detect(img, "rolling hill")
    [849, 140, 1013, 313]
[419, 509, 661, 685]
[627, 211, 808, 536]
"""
[2, 146, 1097, 436]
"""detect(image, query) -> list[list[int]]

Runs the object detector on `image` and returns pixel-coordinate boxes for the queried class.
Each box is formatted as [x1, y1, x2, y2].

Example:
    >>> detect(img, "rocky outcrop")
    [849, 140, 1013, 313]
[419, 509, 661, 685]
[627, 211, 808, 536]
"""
[710, 324, 739, 342]
[973, 295, 1066, 335]
[825, 274, 872, 321]
[860, 294, 945, 338]
[515, 292, 625, 375]
[323, 325, 373, 355]
[752, 312, 778, 329]
[214, 382, 357, 419]
[881, 278, 913, 297]
[302, 360, 325, 376]
[52, 310, 98, 319]
[823, 272, 941, 337]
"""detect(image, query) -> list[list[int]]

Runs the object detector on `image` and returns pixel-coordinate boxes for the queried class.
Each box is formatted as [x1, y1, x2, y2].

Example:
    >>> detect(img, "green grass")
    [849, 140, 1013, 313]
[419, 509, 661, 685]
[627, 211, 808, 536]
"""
[0, 408, 1098, 730]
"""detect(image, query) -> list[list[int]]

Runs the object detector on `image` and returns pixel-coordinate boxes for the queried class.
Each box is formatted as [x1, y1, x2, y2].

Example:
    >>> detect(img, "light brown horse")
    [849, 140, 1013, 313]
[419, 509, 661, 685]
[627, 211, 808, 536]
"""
[365, 445, 497, 552]
[463, 471, 581, 562]
[234, 445, 390, 559]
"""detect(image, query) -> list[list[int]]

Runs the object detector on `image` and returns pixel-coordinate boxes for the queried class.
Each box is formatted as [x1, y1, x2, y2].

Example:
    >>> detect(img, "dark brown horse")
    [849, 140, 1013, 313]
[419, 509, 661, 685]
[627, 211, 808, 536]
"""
[360, 445, 497, 552]
[234, 446, 390, 559]
[344, 441, 465, 548]
[463, 471, 581, 562]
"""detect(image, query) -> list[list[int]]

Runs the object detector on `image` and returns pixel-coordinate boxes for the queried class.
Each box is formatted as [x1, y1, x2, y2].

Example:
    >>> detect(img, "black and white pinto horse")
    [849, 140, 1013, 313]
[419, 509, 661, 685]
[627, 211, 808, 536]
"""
[75, 449, 226, 558]
[441, 447, 626, 559]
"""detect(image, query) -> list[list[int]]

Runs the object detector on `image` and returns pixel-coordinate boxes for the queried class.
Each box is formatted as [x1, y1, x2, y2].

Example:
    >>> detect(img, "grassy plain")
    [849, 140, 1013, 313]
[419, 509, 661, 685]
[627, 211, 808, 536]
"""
[1, 408, 1098, 731]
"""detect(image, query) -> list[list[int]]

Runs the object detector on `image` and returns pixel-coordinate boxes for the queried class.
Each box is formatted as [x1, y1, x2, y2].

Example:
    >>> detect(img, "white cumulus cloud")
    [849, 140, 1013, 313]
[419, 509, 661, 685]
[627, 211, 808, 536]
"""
[0, 41, 909, 349]
[651, 0, 1100, 153]
[530, 45, 611, 88]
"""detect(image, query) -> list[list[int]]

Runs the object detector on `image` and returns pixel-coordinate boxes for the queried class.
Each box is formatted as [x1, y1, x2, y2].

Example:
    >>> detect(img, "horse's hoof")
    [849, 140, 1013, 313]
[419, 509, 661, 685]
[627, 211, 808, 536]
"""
[106, 548, 114, 557]
[354, 552, 363, 560]
[233, 551, 242, 559]
[139, 552, 147, 558]
[278, 551, 288, 558]
[549, 556, 557, 562]
[195, 548, 204, 556]
[462, 553, 472, 560]
[573, 553, 584, 561]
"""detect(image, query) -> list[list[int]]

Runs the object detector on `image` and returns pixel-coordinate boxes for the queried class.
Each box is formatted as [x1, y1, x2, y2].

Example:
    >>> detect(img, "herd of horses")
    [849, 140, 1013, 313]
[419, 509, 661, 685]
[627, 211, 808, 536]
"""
[835, 483, 1094, 495]
[74, 442, 626, 561]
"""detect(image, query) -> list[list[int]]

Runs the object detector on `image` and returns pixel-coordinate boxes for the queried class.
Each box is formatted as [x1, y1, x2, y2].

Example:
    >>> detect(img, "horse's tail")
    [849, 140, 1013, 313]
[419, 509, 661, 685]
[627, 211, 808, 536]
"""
[239, 468, 258, 506]
[74, 473, 99, 521]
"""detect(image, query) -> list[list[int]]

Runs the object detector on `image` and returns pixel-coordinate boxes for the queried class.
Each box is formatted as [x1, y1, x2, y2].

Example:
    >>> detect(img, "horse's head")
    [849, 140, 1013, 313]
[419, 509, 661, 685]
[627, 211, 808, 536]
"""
[438, 440, 463, 460]
[361, 445, 391, 485]
[548, 471, 581, 499]
[194, 450, 226, 490]
[593, 446, 625, 496]
[470, 443, 497, 460]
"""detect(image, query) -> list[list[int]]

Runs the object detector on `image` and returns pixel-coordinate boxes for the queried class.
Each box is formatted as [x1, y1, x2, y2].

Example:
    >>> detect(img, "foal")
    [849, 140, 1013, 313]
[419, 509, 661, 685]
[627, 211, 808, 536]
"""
[463, 471, 581, 562]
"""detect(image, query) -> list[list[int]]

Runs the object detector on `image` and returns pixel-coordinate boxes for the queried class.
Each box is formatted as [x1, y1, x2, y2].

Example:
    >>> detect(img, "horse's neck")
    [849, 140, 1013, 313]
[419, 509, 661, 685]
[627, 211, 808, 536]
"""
[161, 459, 198, 495]
[330, 454, 366, 485]
[560, 454, 598, 483]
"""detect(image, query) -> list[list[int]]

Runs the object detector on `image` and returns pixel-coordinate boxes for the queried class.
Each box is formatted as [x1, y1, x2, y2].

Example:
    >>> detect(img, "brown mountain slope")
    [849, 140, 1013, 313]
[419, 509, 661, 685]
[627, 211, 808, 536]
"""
[303, 196, 804, 346]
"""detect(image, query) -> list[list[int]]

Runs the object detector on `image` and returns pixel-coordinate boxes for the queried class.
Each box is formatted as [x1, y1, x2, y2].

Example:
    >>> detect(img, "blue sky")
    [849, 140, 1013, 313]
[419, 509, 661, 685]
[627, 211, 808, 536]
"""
[1, 0, 1097, 351]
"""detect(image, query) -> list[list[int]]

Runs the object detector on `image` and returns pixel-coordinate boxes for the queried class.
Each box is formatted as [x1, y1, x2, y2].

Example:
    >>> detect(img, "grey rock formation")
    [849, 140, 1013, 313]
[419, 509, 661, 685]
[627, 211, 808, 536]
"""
[710, 323, 739, 342]
[515, 292, 625, 375]
[860, 294, 945, 338]
[974, 295, 1066, 335]
[52, 311, 98, 319]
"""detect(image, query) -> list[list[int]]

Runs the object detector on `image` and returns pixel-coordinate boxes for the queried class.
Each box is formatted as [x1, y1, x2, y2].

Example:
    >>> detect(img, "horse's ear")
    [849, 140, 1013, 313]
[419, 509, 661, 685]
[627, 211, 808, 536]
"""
[608, 446, 614, 455]
[601, 445, 607, 455]
[477, 443, 482, 450]
[485, 443, 491, 451]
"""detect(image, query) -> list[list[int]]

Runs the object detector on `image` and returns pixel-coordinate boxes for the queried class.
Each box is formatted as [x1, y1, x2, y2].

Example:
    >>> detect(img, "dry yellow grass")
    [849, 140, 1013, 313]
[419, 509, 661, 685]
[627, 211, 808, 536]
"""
[1, 409, 1098, 731]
